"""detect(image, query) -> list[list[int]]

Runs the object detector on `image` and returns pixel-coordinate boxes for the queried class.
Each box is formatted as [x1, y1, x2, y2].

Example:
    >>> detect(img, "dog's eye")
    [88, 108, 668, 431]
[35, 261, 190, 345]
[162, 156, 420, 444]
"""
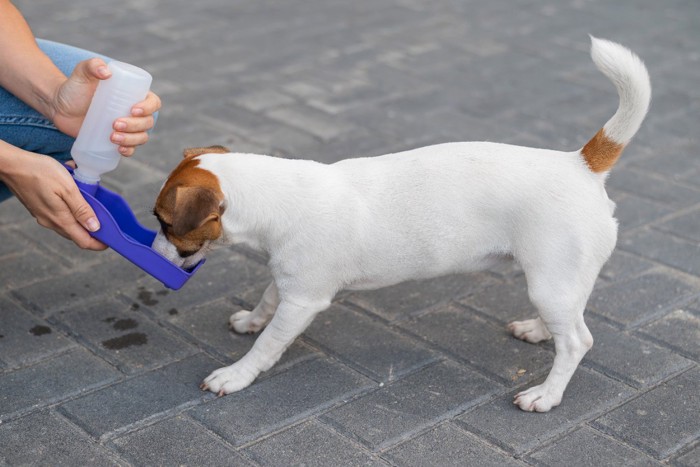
[157, 219, 171, 232]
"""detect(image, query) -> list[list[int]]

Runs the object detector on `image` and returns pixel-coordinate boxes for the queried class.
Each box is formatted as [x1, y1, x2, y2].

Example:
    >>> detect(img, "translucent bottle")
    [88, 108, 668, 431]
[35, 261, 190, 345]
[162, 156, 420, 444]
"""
[71, 61, 152, 185]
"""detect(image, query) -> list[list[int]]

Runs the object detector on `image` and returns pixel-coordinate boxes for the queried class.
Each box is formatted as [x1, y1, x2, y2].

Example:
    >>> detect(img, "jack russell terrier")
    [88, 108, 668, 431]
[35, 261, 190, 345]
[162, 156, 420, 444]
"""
[152, 37, 650, 412]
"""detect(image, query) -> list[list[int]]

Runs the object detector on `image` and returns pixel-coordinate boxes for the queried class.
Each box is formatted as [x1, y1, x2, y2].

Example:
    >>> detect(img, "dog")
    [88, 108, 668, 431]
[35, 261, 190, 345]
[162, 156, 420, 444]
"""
[152, 37, 650, 412]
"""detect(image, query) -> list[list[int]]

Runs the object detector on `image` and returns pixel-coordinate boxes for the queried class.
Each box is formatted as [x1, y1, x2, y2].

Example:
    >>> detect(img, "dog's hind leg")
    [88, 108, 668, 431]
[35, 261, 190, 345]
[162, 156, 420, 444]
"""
[513, 268, 595, 412]
[203, 295, 331, 395]
[230, 281, 279, 334]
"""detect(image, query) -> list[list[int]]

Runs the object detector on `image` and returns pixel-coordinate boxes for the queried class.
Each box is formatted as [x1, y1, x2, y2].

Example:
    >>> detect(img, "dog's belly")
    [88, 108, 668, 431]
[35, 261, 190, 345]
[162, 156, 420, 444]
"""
[343, 252, 508, 291]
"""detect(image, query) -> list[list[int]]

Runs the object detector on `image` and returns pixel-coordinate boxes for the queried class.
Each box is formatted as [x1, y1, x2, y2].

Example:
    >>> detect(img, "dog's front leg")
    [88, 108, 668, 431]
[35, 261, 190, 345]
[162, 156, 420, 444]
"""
[230, 281, 280, 334]
[202, 297, 330, 395]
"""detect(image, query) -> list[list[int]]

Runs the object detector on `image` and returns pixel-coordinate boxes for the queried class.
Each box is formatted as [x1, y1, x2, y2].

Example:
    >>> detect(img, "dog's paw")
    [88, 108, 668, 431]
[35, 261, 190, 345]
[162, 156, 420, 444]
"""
[507, 318, 552, 344]
[201, 364, 255, 396]
[229, 310, 266, 334]
[513, 384, 562, 412]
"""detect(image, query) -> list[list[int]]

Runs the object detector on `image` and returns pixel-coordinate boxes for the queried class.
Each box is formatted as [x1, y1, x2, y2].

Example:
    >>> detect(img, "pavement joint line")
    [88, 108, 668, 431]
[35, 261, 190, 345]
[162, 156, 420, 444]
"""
[300, 331, 443, 384]
[0, 351, 121, 424]
[386, 309, 554, 387]
[578, 423, 673, 465]
[580, 352, 696, 391]
[51, 409, 130, 465]
[455, 369, 637, 457]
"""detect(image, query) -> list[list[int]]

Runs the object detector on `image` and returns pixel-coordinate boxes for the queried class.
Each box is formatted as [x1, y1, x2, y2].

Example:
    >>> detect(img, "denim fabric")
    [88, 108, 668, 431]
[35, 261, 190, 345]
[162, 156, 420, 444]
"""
[0, 40, 109, 202]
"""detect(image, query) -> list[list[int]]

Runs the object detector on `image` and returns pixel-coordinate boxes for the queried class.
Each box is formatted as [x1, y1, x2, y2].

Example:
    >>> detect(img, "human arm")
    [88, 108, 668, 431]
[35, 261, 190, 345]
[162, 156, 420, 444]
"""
[0, 0, 161, 155]
[0, 1, 160, 249]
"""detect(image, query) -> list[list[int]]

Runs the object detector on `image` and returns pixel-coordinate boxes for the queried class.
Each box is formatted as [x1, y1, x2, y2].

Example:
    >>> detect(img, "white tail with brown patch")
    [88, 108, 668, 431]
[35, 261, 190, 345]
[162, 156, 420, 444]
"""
[582, 36, 651, 173]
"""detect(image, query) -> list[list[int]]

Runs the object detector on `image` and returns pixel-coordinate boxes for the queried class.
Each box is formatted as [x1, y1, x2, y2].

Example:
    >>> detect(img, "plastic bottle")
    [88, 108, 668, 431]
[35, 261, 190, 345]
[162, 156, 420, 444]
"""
[71, 61, 152, 185]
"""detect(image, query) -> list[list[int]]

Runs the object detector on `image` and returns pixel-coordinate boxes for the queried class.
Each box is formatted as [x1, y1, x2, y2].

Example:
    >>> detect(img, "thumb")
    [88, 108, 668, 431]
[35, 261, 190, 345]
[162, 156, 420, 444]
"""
[70, 58, 112, 83]
[64, 186, 101, 233]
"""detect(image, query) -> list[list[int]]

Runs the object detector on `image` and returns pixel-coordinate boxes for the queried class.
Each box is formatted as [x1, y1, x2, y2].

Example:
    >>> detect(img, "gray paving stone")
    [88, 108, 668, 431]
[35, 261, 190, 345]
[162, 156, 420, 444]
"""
[0, 249, 65, 288]
[583, 317, 693, 388]
[244, 420, 381, 467]
[112, 415, 249, 466]
[231, 86, 296, 113]
[673, 442, 700, 467]
[403, 304, 553, 386]
[592, 367, 700, 460]
[14, 259, 148, 316]
[607, 169, 700, 209]
[655, 208, 700, 243]
[0, 198, 30, 226]
[382, 422, 524, 467]
[304, 304, 438, 381]
[166, 297, 315, 370]
[0, 411, 123, 466]
[15, 219, 118, 268]
[125, 251, 271, 317]
[0, 348, 120, 421]
[189, 358, 373, 446]
[457, 367, 634, 455]
[345, 273, 496, 323]
[637, 308, 700, 361]
[614, 196, 675, 232]
[321, 360, 498, 451]
[587, 272, 698, 328]
[457, 275, 536, 324]
[630, 143, 700, 182]
[51, 297, 197, 375]
[0, 228, 30, 257]
[59, 353, 219, 438]
[620, 229, 700, 276]
[527, 426, 658, 467]
[598, 250, 656, 283]
[0, 297, 75, 369]
[267, 104, 355, 141]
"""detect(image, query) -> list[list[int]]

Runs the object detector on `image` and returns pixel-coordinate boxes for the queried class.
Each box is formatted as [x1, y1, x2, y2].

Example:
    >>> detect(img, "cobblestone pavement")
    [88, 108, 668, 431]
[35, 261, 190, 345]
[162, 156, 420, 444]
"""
[2, 0, 699, 465]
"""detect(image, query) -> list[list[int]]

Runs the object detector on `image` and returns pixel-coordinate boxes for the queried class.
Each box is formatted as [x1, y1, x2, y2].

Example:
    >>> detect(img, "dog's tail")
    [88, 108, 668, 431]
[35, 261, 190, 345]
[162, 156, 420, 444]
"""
[580, 36, 651, 173]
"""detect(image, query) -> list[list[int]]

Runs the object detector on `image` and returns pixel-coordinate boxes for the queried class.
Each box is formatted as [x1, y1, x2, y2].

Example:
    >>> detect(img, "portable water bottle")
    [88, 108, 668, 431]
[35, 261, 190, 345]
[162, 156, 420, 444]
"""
[71, 61, 152, 185]
[65, 61, 204, 289]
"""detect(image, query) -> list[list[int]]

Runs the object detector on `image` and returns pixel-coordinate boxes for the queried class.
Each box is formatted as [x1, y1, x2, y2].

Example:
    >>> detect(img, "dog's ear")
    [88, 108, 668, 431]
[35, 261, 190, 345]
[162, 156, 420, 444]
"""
[183, 145, 231, 159]
[172, 186, 224, 236]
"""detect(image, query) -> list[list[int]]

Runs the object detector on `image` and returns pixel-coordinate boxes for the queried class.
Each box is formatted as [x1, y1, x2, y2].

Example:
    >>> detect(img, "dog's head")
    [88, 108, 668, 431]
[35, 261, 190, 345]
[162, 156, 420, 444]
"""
[152, 145, 230, 269]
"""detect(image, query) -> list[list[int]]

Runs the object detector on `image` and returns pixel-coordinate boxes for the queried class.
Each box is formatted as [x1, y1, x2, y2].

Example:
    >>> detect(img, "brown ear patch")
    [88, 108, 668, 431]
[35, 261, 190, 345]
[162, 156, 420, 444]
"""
[581, 128, 624, 173]
[172, 186, 223, 237]
[183, 145, 231, 159]
[154, 156, 226, 254]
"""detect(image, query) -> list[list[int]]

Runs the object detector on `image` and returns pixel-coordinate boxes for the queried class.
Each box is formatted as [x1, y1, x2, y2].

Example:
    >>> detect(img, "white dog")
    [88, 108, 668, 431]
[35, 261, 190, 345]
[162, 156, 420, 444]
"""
[152, 37, 650, 412]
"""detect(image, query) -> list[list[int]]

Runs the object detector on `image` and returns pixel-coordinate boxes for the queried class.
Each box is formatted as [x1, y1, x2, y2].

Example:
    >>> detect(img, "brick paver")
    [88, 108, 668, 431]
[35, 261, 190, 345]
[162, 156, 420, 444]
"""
[2, 0, 698, 465]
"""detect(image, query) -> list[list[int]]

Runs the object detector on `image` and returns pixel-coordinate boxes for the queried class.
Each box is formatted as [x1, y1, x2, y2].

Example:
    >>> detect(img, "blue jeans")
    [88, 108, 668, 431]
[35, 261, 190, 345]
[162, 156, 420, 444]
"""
[0, 39, 109, 202]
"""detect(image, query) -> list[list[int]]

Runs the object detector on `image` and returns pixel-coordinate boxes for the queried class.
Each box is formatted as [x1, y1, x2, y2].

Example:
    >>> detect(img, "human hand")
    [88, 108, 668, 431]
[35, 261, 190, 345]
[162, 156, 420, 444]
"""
[50, 58, 161, 157]
[2, 152, 106, 250]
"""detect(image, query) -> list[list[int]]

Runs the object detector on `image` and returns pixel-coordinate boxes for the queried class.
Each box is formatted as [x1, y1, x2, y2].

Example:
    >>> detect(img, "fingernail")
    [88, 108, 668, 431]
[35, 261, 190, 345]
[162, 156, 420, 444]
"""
[112, 133, 124, 143]
[86, 217, 100, 232]
[132, 107, 144, 116]
[114, 121, 127, 131]
[97, 66, 111, 78]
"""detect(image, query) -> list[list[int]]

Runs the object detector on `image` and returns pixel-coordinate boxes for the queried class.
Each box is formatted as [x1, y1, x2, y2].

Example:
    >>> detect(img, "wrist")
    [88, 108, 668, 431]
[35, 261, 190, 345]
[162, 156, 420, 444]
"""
[0, 140, 37, 181]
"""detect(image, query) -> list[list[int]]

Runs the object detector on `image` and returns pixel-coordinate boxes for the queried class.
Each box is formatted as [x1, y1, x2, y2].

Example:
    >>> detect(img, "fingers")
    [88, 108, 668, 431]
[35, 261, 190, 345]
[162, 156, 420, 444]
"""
[131, 91, 161, 117]
[62, 183, 100, 233]
[111, 91, 160, 157]
[114, 115, 155, 133]
[111, 129, 149, 148]
[62, 222, 108, 251]
[62, 187, 107, 250]
[73, 57, 112, 83]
